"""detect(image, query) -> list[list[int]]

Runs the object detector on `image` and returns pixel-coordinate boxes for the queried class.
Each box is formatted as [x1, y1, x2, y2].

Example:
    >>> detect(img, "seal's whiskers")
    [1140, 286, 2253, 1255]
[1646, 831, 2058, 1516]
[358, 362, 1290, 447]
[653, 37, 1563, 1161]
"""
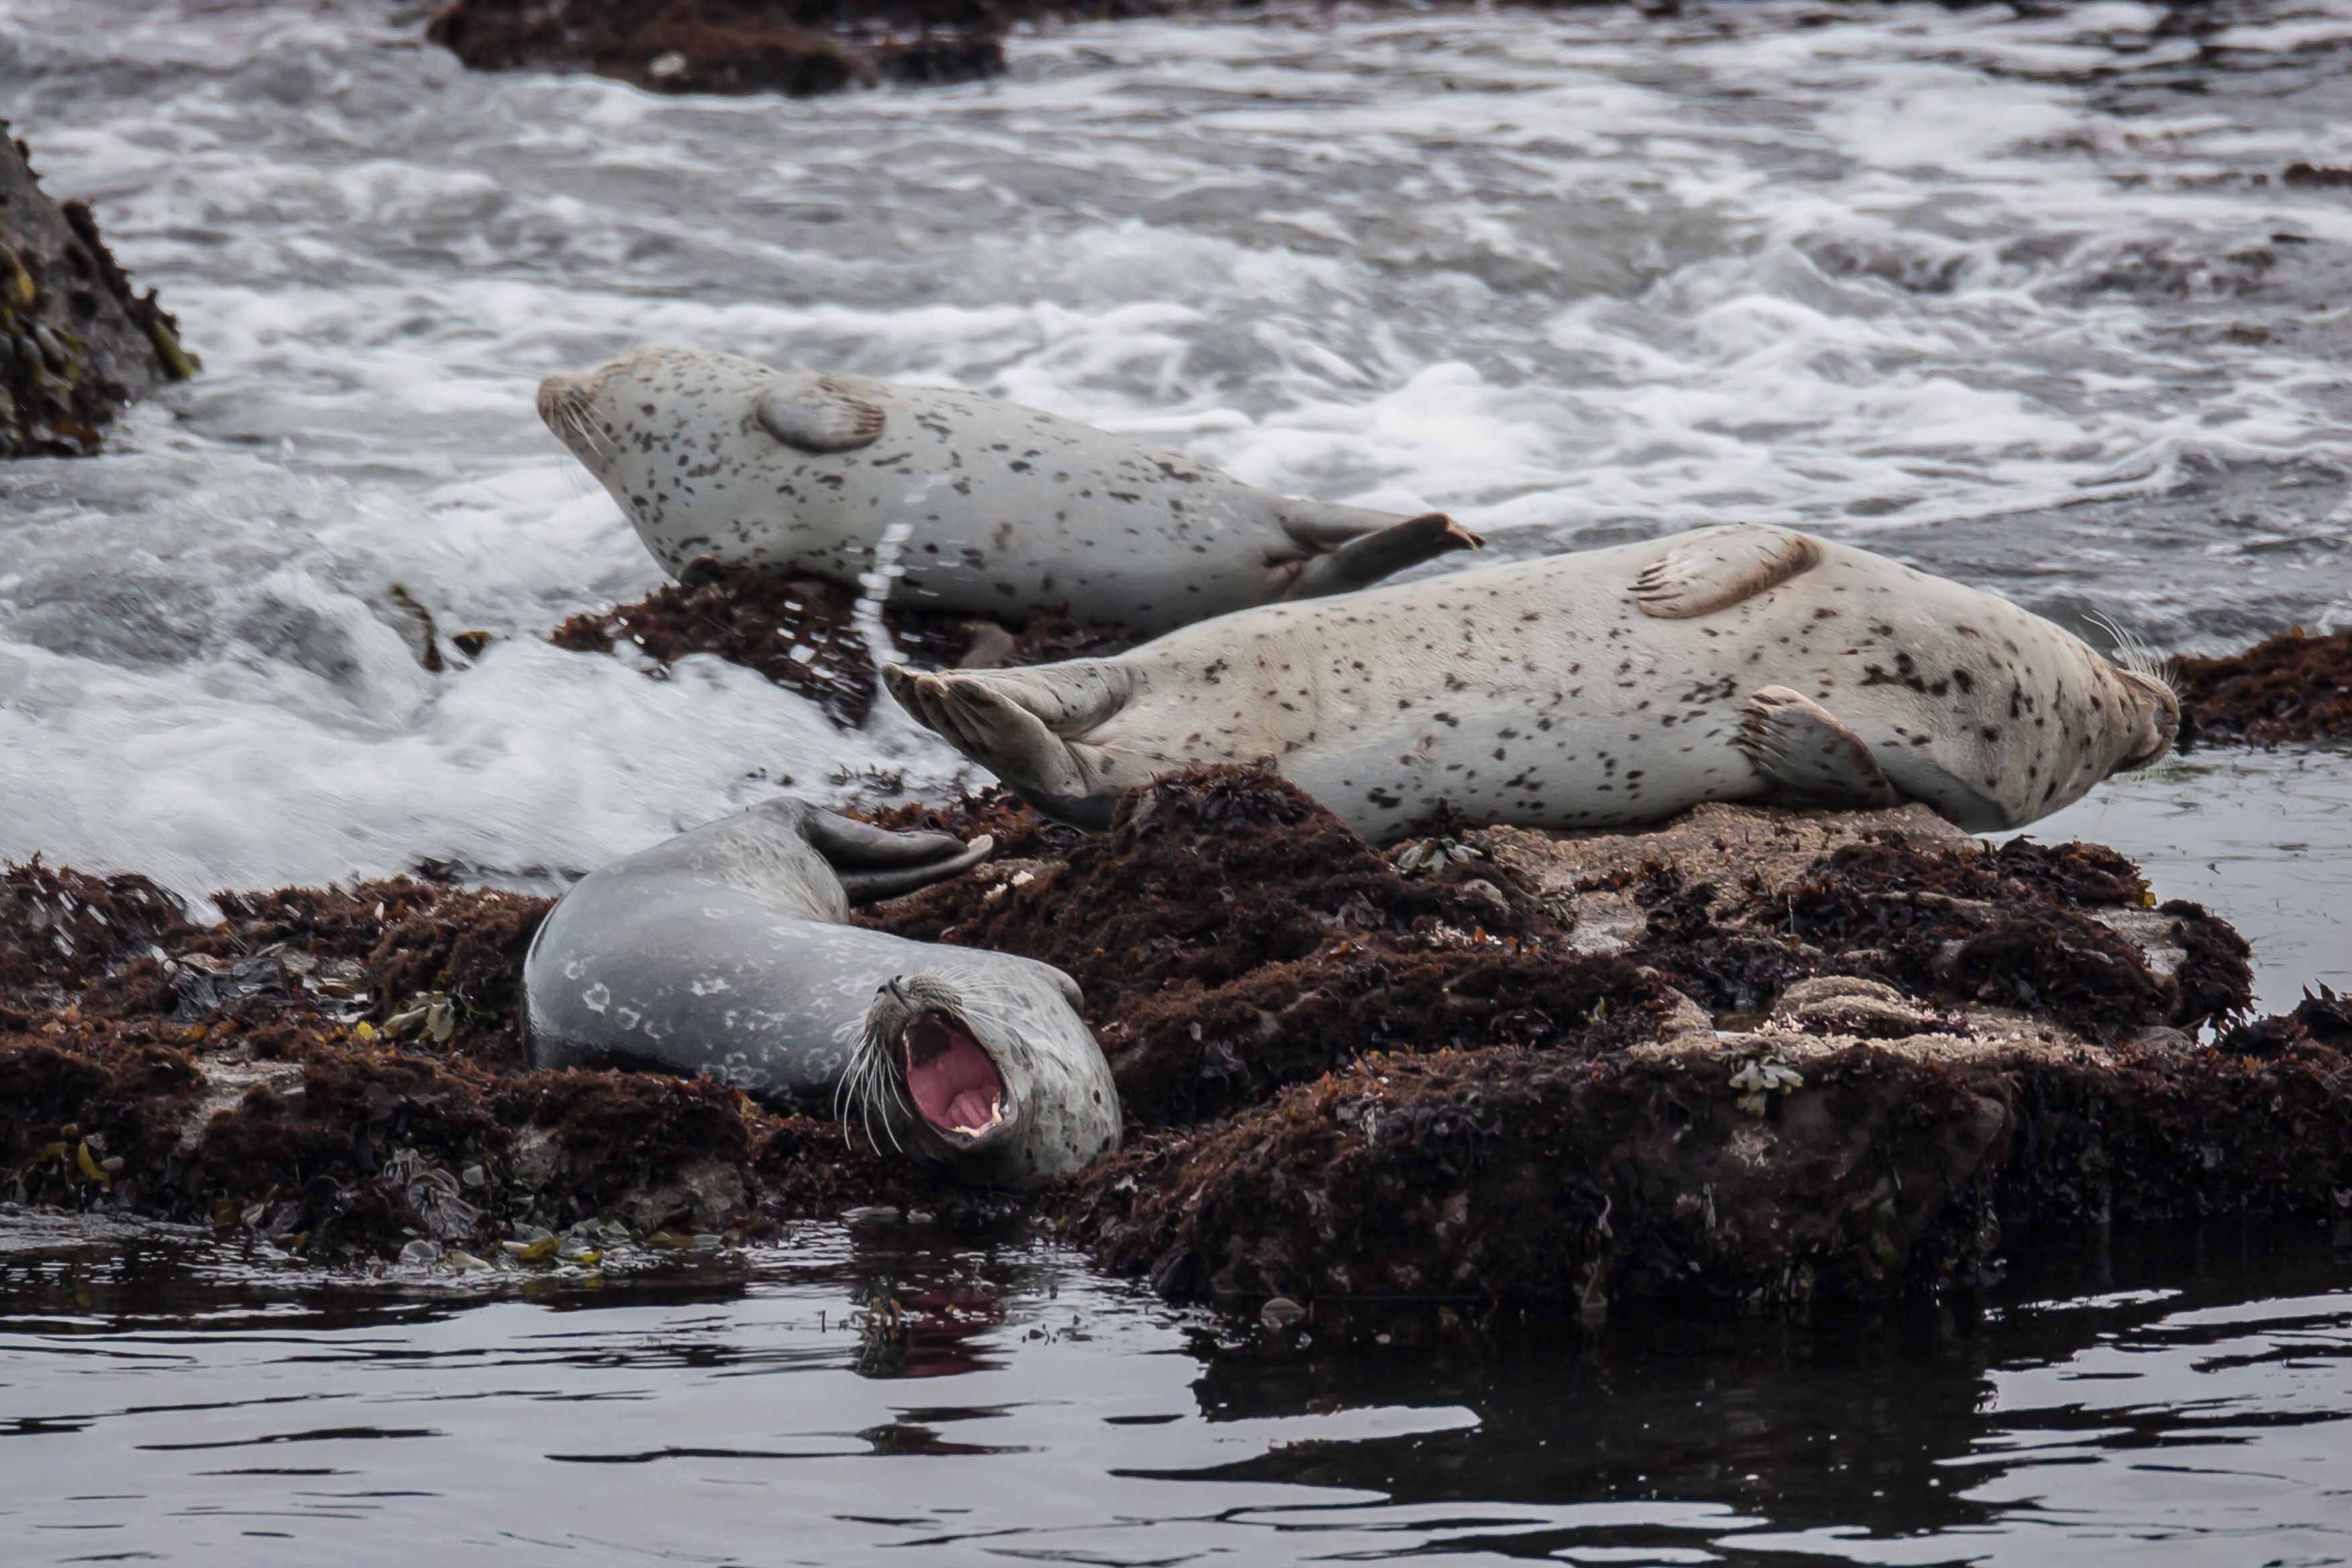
[2088, 609, 2178, 693]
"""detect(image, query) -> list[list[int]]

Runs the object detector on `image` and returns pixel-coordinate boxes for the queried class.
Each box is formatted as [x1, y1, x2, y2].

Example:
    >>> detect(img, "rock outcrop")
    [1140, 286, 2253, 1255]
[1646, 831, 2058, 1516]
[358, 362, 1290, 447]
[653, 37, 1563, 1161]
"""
[3, 771, 2341, 1316]
[0, 124, 193, 458]
[425, 0, 1028, 97]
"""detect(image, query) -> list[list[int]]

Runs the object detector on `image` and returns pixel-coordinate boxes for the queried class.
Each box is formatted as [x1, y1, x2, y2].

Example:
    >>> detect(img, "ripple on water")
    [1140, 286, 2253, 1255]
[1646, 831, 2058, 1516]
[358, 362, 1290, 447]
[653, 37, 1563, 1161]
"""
[1, 1208, 2349, 1564]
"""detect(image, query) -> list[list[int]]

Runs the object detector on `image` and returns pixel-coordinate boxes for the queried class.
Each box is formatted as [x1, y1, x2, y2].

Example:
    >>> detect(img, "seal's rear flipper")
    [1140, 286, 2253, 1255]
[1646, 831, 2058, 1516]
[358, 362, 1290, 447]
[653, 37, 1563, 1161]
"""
[806, 811, 996, 903]
[883, 663, 1134, 830]
[1630, 525, 1820, 619]
[1735, 686, 1901, 812]
[754, 373, 887, 454]
[1285, 511, 1483, 599]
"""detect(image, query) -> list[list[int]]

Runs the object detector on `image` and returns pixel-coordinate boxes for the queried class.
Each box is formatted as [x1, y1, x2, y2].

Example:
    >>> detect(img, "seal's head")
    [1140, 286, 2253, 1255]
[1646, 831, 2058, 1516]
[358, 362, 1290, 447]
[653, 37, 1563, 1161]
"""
[535, 348, 778, 557]
[2110, 666, 2180, 772]
[2088, 616, 2180, 775]
[842, 967, 1120, 1191]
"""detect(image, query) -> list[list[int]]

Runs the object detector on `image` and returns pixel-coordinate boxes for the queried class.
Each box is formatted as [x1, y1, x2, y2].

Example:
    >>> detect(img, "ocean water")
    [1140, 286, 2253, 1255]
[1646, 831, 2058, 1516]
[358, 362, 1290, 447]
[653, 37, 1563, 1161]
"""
[3, 4, 2351, 1560]
[1, 1209, 2349, 1567]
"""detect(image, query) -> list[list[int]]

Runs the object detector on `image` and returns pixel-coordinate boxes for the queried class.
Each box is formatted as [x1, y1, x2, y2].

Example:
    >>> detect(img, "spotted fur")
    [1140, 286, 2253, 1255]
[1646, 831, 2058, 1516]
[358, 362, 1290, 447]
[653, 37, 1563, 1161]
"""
[538, 346, 1480, 632]
[522, 797, 1118, 1189]
[886, 524, 2180, 839]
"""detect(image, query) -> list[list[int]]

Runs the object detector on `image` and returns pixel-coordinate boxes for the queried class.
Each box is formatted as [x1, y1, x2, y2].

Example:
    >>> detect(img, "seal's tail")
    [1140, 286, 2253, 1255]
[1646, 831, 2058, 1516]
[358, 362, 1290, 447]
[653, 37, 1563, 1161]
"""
[883, 661, 1138, 829]
[1278, 507, 1483, 600]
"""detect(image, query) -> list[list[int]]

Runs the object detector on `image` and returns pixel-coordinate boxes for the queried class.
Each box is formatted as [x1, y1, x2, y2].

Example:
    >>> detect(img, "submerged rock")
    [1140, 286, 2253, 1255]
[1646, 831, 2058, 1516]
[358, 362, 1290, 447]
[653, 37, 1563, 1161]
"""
[425, 0, 1017, 98]
[0, 769, 2335, 1312]
[0, 124, 194, 458]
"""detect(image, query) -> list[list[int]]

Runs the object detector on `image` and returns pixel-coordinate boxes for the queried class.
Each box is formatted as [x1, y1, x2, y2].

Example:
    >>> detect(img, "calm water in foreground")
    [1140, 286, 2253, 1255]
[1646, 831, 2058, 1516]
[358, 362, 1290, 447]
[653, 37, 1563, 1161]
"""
[2, 1211, 2349, 1566]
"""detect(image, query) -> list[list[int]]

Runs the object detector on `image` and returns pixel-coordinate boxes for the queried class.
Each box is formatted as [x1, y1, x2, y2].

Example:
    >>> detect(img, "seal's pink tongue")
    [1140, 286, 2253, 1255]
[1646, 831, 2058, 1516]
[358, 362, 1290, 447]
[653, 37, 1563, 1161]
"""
[903, 1011, 1003, 1136]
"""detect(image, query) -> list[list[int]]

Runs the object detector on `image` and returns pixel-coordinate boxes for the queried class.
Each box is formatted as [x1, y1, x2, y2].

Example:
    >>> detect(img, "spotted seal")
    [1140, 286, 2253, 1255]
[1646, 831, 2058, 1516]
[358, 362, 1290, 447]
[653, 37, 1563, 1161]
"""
[883, 524, 2179, 839]
[536, 346, 1481, 632]
[522, 798, 1119, 1189]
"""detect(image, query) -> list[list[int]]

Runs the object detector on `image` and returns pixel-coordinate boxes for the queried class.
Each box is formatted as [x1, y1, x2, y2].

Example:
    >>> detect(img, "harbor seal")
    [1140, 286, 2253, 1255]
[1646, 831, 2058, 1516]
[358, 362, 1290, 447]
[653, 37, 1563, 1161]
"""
[536, 346, 1481, 632]
[522, 797, 1120, 1189]
[882, 524, 2179, 840]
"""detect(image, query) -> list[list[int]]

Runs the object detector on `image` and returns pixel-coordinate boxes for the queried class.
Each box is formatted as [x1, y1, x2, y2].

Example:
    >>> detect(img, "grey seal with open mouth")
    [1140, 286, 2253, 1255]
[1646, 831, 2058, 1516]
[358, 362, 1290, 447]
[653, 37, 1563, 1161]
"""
[522, 797, 1119, 1189]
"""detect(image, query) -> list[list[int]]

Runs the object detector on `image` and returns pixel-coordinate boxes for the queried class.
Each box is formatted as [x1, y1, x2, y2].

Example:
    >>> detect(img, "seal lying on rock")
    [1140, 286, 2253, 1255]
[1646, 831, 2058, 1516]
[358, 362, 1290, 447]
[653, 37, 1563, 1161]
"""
[536, 346, 1481, 632]
[522, 798, 1119, 1189]
[885, 524, 2179, 838]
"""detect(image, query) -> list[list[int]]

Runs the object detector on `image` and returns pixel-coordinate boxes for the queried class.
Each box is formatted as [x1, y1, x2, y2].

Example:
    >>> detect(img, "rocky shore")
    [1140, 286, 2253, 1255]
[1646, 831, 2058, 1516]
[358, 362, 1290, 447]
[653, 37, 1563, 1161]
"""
[0, 125, 193, 458]
[4, 767, 2344, 1314]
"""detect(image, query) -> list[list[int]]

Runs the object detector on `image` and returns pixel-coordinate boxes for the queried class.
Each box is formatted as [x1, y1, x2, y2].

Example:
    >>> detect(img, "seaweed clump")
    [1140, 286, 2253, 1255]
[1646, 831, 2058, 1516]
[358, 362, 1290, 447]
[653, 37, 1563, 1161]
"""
[864, 767, 1675, 1126]
[0, 859, 192, 1006]
[548, 563, 1134, 728]
[2174, 626, 2352, 748]
[1764, 836, 2247, 1040]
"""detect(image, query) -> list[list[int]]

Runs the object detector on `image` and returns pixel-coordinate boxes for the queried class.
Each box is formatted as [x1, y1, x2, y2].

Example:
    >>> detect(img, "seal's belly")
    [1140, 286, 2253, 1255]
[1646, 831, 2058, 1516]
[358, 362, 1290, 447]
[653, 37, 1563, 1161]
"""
[626, 435, 1279, 626]
[1282, 693, 1764, 838]
[1118, 546, 1992, 838]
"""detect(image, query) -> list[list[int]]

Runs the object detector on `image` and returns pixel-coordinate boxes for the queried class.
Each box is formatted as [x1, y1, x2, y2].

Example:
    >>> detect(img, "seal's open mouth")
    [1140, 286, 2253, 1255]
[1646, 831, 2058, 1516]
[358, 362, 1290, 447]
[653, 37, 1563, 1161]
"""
[903, 1010, 1006, 1141]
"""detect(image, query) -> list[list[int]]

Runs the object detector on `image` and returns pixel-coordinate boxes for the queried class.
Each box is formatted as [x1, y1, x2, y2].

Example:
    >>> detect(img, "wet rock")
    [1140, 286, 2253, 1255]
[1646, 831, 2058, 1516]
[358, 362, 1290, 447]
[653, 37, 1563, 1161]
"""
[2174, 626, 2352, 748]
[0, 124, 195, 458]
[0, 771, 2336, 1308]
[1063, 1008, 2352, 1310]
[1064, 1040, 2016, 1308]
[2282, 162, 2352, 189]
[548, 564, 1135, 729]
[425, 0, 1014, 98]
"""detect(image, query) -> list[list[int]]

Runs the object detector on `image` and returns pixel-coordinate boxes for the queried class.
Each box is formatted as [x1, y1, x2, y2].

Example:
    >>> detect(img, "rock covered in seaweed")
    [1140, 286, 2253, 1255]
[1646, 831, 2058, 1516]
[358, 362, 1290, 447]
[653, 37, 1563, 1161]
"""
[2174, 626, 2352, 748]
[862, 767, 1675, 1126]
[0, 124, 194, 458]
[1045, 791, 2314, 1312]
[0, 769, 2337, 1312]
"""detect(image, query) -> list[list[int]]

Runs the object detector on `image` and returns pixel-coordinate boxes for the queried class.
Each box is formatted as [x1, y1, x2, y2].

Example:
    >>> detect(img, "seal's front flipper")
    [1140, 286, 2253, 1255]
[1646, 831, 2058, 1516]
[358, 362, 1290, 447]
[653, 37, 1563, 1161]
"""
[1285, 511, 1484, 599]
[1630, 525, 1820, 619]
[754, 374, 887, 454]
[1735, 686, 1900, 812]
[882, 663, 1134, 830]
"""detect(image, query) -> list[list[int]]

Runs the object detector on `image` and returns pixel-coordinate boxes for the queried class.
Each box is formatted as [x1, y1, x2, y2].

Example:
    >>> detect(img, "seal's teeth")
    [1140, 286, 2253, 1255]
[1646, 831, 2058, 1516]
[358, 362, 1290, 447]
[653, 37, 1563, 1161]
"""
[951, 1102, 1006, 1138]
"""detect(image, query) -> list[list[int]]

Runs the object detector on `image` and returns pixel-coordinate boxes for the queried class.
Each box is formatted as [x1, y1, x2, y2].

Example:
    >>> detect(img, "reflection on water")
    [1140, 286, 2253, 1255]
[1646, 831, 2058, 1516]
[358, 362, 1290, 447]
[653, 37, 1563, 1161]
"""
[2, 1208, 2348, 1565]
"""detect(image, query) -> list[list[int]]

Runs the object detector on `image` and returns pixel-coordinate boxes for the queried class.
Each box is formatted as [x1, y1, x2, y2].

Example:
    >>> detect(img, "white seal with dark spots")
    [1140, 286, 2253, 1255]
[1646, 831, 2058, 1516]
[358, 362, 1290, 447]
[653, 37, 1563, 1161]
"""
[537, 346, 1481, 632]
[883, 524, 2179, 840]
[522, 797, 1120, 1189]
